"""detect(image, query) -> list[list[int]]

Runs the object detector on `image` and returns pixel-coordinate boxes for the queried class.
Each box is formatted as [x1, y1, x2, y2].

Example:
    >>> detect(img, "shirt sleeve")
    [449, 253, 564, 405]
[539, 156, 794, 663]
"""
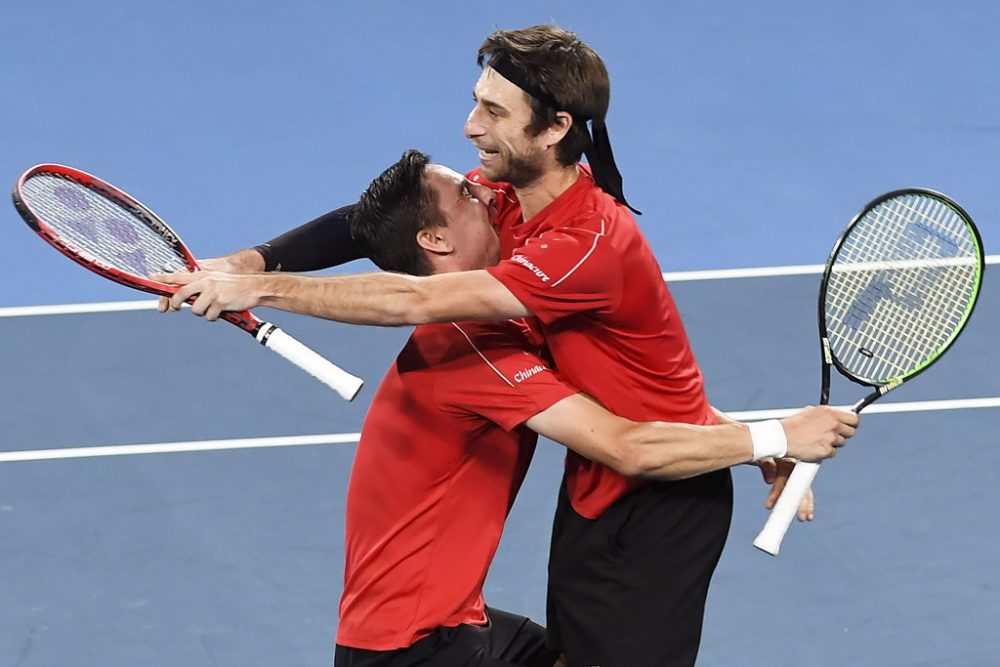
[437, 322, 577, 431]
[485, 213, 624, 324]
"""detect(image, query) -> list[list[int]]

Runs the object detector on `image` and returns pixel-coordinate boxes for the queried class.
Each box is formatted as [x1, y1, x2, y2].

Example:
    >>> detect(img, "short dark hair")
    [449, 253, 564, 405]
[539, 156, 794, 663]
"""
[478, 25, 610, 166]
[350, 150, 445, 276]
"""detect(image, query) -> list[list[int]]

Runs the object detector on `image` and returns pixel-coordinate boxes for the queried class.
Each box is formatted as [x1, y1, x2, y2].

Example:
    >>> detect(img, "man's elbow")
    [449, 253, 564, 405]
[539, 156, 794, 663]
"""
[612, 423, 686, 480]
[393, 301, 435, 325]
[381, 279, 439, 325]
[614, 450, 663, 479]
[611, 452, 647, 479]
[397, 275, 485, 324]
[601, 424, 657, 479]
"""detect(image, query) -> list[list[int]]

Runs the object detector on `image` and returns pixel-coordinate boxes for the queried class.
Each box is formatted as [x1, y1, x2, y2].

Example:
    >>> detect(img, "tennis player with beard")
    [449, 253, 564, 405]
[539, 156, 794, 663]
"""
[157, 26, 857, 667]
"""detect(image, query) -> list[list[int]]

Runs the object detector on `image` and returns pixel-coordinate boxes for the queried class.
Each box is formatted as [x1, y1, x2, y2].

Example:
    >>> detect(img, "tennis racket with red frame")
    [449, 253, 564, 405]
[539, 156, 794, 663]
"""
[753, 188, 984, 556]
[12, 163, 364, 401]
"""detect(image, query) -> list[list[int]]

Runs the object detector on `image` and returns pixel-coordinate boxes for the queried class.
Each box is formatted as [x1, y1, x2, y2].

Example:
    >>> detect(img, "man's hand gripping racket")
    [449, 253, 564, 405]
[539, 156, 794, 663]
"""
[754, 188, 984, 556]
[12, 164, 364, 401]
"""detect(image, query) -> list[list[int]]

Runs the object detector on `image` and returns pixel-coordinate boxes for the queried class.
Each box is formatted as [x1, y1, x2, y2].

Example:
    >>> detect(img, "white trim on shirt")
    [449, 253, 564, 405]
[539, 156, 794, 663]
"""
[550, 218, 607, 288]
[450, 323, 516, 388]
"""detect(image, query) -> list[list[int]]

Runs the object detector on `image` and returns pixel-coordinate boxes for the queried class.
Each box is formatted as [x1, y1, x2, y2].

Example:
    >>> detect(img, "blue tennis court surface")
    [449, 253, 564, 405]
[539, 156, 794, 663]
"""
[2, 2, 999, 666]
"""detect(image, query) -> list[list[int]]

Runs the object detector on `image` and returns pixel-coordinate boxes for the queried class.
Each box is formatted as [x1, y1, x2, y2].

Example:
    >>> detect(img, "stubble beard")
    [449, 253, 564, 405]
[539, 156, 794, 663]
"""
[485, 146, 545, 189]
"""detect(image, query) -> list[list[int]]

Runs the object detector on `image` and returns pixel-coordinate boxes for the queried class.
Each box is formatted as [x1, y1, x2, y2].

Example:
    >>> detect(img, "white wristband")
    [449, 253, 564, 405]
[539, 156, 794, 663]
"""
[749, 419, 788, 461]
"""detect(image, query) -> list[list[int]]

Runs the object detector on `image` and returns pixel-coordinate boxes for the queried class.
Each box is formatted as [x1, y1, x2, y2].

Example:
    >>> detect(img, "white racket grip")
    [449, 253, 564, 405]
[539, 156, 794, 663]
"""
[256, 326, 364, 401]
[752, 461, 821, 556]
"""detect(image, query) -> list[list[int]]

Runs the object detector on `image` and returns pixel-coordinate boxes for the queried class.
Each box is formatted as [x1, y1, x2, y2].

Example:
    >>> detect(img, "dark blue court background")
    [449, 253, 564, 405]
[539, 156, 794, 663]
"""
[1, 1, 998, 306]
[1, 3, 998, 667]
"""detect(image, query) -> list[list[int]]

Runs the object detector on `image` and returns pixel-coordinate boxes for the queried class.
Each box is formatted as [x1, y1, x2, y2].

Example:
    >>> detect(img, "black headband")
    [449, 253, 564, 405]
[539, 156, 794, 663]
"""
[486, 55, 640, 215]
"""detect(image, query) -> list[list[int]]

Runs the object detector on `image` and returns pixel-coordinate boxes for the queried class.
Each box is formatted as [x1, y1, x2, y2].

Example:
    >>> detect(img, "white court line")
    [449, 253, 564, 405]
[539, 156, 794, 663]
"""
[0, 300, 159, 318]
[662, 253, 999, 282]
[663, 263, 826, 281]
[727, 396, 1000, 421]
[2, 254, 998, 319]
[3, 397, 998, 463]
[0, 433, 362, 463]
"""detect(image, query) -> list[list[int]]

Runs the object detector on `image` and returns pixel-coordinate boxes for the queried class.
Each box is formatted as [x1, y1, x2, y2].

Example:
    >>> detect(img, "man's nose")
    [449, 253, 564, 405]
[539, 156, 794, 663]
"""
[464, 107, 484, 138]
[471, 182, 495, 207]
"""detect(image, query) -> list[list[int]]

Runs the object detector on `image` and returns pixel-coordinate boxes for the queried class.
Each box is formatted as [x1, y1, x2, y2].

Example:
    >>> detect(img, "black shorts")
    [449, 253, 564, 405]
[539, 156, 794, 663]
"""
[334, 607, 559, 667]
[546, 469, 733, 667]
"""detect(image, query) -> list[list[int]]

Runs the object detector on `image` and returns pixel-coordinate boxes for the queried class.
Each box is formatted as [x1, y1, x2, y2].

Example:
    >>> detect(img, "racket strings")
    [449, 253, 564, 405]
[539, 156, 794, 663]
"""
[830, 212, 973, 377]
[824, 193, 980, 383]
[837, 207, 962, 366]
[827, 198, 977, 378]
[20, 173, 188, 277]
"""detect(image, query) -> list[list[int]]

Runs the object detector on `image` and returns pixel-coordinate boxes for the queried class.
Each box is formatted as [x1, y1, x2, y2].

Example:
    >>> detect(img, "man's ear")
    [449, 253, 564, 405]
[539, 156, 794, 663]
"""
[416, 226, 454, 255]
[544, 111, 574, 149]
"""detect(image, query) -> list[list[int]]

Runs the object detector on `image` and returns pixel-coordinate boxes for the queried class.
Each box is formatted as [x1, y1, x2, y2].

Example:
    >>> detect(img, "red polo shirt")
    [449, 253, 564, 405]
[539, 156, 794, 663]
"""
[337, 319, 575, 650]
[475, 166, 716, 519]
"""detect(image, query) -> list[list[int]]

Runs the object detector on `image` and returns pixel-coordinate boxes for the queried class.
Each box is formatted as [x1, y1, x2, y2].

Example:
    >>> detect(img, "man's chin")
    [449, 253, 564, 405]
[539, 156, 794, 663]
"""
[478, 162, 503, 182]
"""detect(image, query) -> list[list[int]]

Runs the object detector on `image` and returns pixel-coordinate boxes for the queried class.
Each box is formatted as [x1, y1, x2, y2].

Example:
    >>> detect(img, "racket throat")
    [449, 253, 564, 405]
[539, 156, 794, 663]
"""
[820, 337, 833, 404]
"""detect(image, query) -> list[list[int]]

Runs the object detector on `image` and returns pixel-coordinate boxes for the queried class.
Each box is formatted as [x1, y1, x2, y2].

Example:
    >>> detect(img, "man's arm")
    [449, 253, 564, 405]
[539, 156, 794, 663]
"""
[157, 206, 363, 311]
[707, 403, 817, 521]
[254, 204, 363, 271]
[605, 395, 834, 519]
[710, 405, 737, 425]
[200, 248, 266, 273]
[156, 268, 532, 325]
[206, 205, 363, 273]
[524, 395, 857, 481]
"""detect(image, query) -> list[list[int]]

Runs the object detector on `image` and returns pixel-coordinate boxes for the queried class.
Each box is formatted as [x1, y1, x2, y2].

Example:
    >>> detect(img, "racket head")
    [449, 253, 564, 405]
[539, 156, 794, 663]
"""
[818, 188, 984, 393]
[12, 163, 198, 296]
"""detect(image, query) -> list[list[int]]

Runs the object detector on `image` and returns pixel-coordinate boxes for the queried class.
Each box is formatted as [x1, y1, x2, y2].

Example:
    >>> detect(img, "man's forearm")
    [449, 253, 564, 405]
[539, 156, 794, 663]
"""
[255, 272, 437, 325]
[710, 405, 737, 425]
[157, 267, 529, 324]
[619, 421, 754, 480]
[202, 248, 266, 273]
[526, 396, 850, 481]
[527, 396, 757, 481]
[252, 269, 529, 325]
[255, 204, 363, 271]
[600, 407, 849, 479]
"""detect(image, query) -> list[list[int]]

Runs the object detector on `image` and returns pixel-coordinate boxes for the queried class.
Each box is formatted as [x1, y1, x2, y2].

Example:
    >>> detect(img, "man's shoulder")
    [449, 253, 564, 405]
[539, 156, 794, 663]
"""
[408, 321, 534, 359]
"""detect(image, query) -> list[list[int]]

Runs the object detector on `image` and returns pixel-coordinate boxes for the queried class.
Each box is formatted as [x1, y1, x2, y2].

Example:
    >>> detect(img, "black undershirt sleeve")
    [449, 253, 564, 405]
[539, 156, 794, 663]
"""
[253, 203, 363, 272]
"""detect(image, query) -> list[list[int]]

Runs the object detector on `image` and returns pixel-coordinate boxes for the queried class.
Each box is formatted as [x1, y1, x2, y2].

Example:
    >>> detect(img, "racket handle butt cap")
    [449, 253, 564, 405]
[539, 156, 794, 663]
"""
[752, 534, 781, 557]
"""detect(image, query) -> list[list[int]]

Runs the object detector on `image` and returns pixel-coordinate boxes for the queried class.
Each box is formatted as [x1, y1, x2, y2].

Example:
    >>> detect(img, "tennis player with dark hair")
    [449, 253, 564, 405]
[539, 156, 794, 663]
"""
[157, 25, 856, 667]
[331, 150, 566, 667]
[323, 149, 853, 666]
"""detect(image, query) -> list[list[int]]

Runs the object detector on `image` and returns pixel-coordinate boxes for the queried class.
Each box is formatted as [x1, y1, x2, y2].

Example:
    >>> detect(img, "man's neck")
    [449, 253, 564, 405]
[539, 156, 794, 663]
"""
[513, 163, 580, 221]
